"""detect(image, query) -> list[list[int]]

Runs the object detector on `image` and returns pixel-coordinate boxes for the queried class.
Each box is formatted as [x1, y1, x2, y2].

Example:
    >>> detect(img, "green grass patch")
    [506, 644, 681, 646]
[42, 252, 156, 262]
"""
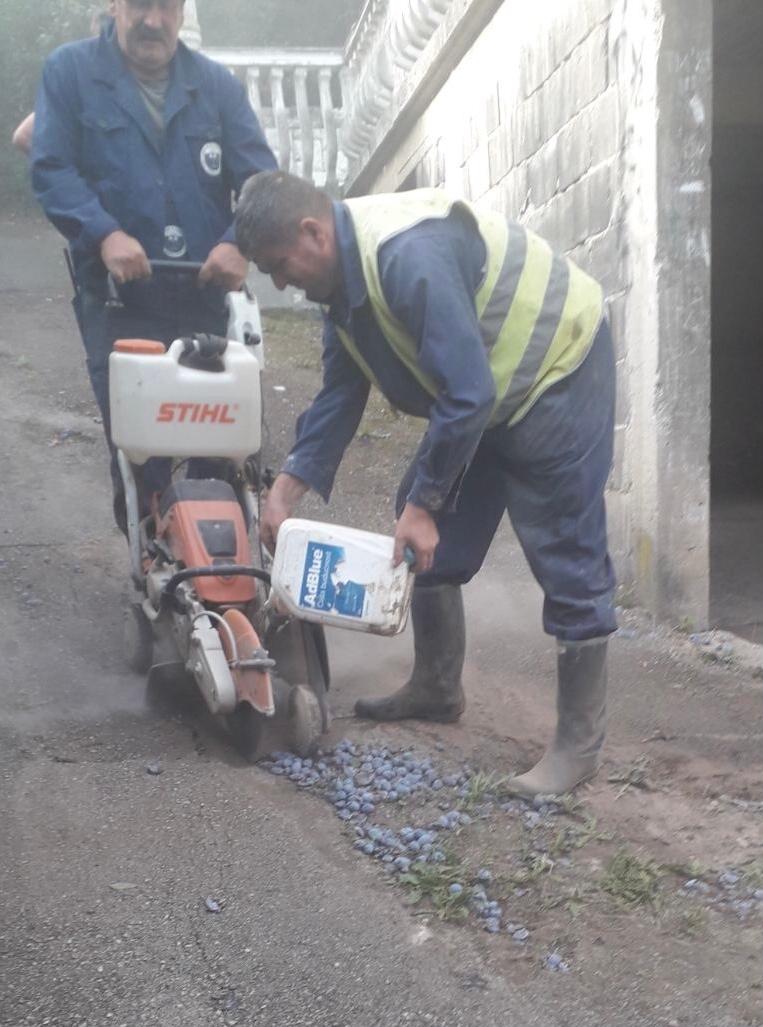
[398, 857, 471, 921]
[548, 815, 612, 858]
[601, 849, 662, 909]
[740, 860, 763, 890]
[458, 771, 510, 811]
[676, 906, 708, 936]
[506, 847, 556, 889]
[662, 858, 707, 880]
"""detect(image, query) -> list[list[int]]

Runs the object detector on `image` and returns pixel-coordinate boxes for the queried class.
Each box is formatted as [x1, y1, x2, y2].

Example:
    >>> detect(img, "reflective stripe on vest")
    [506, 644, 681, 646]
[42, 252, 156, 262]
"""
[337, 189, 604, 427]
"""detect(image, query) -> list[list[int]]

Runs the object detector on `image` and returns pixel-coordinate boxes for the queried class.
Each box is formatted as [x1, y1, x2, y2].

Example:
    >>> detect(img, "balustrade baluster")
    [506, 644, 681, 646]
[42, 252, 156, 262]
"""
[246, 67, 264, 124]
[319, 68, 339, 192]
[196, 0, 453, 190]
[270, 68, 292, 173]
[294, 68, 314, 181]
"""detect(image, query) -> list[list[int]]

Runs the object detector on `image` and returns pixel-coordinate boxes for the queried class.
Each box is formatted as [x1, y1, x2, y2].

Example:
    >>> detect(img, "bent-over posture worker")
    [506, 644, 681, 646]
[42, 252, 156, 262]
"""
[31, 0, 276, 524]
[235, 171, 617, 798]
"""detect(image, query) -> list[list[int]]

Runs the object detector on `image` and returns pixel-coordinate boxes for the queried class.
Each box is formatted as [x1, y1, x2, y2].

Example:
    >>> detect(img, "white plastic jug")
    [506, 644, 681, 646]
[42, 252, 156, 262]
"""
[109, 338, 262, 466]
[270, 519, 414, 636]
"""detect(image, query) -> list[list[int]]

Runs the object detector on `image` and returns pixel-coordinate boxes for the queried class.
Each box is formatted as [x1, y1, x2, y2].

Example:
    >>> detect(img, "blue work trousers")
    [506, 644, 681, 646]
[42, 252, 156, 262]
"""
[76, 273, 227, 511]
[402, 321, 617, 642]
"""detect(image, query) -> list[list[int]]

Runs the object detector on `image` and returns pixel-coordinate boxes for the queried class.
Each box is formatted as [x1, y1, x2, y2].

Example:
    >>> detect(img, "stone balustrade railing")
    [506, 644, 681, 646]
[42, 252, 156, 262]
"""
[189, 0, 458, 194]
[341, 0, 454, 173]
[201, 47, 346, 192]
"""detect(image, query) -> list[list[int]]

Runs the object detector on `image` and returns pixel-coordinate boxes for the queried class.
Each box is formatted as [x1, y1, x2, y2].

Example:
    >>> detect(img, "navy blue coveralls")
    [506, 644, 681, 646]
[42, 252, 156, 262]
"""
[30, 23, 277, 502]
[283, 203, 617, 642]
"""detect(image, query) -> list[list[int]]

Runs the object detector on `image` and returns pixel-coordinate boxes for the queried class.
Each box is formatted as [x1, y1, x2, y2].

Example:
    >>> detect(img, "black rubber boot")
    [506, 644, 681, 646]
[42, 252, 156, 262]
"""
[507, 638, 608, 797]
[354, 584, 466, 722]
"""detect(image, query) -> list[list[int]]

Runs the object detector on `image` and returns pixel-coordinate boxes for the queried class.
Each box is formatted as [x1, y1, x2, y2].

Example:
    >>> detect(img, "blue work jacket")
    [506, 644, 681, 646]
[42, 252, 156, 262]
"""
[283, 203, 496, 513]
[31, 24, 276, 278]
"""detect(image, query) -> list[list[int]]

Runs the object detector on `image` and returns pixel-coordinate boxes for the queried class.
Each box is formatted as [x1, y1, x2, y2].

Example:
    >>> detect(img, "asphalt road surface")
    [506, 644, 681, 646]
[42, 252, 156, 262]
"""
[0, 218, 561, 1027]
[2, 217, 762, 1027]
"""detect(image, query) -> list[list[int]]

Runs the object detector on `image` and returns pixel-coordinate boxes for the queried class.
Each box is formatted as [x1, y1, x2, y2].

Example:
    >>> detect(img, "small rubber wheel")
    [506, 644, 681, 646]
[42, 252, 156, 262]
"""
[124, 603, 153, 674]
[289, 685, 323, 758]
[227, 701, 266, 763]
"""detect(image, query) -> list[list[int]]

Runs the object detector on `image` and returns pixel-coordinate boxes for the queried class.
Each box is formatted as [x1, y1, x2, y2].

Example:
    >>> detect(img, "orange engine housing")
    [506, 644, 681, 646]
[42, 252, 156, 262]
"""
[156, 480, 256, 605]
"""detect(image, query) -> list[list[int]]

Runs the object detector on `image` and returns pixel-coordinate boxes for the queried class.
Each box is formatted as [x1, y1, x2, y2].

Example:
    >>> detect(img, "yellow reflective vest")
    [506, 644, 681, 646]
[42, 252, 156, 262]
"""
[336, 189, 604, 427]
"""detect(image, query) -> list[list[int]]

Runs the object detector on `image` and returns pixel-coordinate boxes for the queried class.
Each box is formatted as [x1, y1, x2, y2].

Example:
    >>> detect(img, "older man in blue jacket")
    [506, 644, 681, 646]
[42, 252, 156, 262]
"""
[31, 0, 277, 523]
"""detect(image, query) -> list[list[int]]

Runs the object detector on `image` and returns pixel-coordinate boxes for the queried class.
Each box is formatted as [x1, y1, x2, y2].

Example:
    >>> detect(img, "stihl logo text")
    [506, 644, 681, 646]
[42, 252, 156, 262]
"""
[156, 403, 238, 424]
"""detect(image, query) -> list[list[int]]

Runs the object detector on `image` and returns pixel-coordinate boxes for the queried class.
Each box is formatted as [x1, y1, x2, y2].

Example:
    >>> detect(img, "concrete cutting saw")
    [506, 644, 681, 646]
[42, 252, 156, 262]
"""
[108, 262, 330, 761]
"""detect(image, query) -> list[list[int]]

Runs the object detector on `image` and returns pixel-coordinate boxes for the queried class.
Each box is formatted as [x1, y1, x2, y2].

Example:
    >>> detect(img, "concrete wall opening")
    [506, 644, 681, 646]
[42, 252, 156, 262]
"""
[711, 0, 763, 641]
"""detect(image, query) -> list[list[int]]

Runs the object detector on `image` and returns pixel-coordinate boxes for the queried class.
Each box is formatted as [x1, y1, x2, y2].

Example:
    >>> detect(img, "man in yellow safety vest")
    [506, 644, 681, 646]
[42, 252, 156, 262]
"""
[235, 170, 617, 798]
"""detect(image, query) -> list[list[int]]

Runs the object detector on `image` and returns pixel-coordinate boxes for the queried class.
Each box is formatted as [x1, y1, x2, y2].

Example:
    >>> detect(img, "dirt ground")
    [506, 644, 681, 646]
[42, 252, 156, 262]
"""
[1, 217, 762, 1027]
[257, 310, 763, 1025]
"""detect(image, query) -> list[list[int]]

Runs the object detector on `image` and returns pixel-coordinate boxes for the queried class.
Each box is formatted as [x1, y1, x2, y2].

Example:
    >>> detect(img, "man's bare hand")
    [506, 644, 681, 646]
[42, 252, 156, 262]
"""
[198, 242, 249, 291]
[12, 112, 35, 155]
[260, 472, 310, 554]
[394, 502, 439, 573]
[100, 230, 151, 284]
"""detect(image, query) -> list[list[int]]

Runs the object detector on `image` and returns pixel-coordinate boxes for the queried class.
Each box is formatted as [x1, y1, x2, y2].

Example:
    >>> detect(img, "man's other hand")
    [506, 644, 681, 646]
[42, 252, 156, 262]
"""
[260, 473, 310, 554]
[12, 112, 35, 155]
[394, 502, 439, 573]
[100, 231, 151, 284]
[198, 242, 249, 292]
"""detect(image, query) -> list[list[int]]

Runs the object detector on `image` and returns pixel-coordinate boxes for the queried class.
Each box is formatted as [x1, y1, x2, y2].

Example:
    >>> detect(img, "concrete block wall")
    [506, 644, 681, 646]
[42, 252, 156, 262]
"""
[357, 0, 713, 626]
[467, 7, 631, 564]
[373, 0, 635, 587]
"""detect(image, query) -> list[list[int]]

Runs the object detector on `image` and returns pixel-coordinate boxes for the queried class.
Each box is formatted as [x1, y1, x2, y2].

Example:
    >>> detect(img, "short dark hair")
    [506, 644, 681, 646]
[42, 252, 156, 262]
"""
[235, 171, 333, 258]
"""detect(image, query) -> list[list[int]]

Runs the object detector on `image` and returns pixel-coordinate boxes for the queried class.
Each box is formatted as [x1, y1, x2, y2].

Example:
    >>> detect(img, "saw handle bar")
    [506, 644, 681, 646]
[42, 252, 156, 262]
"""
[148, 261, 255, 303]
[163, 565, 272, 603]
[106, 260, 207, 304]
[149, 260, 205, 274]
